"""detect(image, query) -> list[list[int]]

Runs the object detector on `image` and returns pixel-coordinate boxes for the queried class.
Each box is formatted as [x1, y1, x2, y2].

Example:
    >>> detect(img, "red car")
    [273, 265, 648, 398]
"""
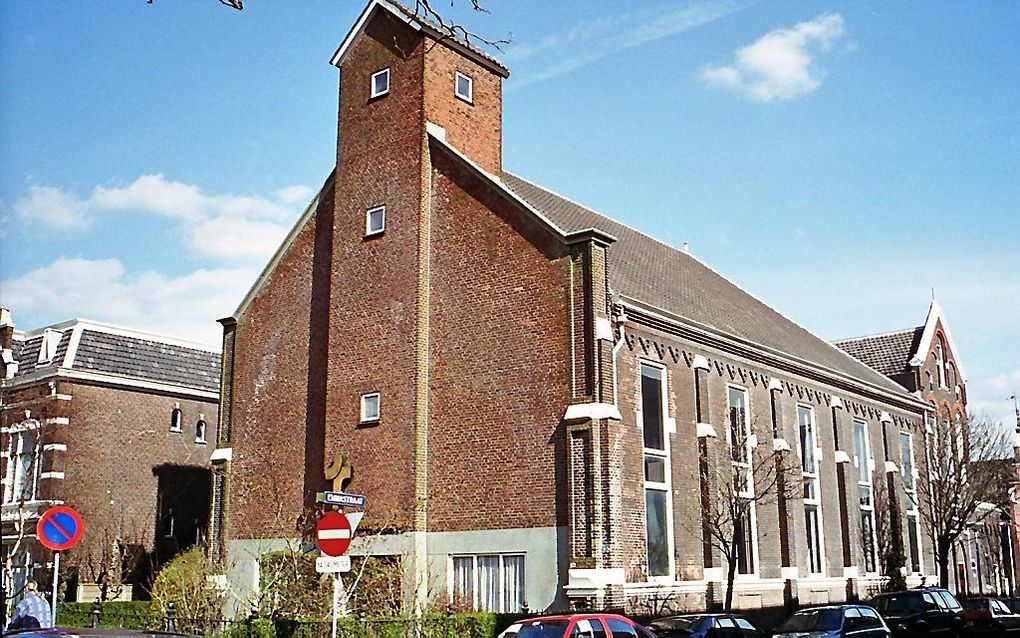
[499, 613, 657, 637]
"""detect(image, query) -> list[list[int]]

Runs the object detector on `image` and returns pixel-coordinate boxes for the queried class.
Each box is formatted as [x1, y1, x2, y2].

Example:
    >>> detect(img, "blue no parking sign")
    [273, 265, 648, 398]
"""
[36, 505, 84, 552]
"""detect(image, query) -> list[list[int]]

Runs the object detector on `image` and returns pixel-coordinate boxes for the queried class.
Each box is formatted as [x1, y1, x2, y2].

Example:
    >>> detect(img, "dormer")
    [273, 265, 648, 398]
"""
[38, 328, 62, 364]
[330, 0, 509, 174]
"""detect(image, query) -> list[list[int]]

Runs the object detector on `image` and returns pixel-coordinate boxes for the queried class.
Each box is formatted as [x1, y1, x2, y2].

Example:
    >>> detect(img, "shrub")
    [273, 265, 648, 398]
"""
[150, 548, 224, 632]
[56, 601, 153, 630]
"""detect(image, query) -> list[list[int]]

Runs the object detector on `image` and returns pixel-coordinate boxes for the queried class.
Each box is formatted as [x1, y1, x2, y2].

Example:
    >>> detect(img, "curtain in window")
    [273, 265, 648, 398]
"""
[502, 555, 524, 612]
[452, 557, 474, 610]
[477, 556, 500, 611]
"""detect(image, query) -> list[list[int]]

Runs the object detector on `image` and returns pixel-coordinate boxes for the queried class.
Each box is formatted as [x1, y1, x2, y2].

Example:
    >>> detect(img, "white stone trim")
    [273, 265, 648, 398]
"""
[781, 566, 800, 579]
[880, 411, 893, 424]
[563, 402, 622, 422]
[44, 417, 69, 427]
[843, 566, 859, 578]
[42, 443, 67, 452]
[692, 354, 711, 371]
[768, 377, 784, 392]
[773, 437, 791, 452]
[40, 472, 64, 480]
[595, 316, 614, 341]
[829, 396, 844, 409]
[910, 299, 967, 382]
[834, 450, 852, 464]
[697, 422, 717, 438]
[210, 447, 233, 463]
[885, 461, 900, 474]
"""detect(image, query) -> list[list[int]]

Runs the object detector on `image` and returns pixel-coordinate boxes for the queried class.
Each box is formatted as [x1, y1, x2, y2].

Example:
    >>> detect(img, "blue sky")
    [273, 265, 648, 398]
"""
[1, 1, 1017, 424]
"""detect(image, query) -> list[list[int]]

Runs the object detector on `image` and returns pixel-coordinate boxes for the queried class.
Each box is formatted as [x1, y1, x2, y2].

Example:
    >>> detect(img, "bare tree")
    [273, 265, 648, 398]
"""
[867, 478, 906, 593]
[695, 415, 799, 611]
[918, 411, 1013, 588]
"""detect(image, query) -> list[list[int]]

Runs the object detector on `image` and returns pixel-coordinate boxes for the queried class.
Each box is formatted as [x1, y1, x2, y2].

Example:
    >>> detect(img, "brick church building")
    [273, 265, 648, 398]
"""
[210, 0, 947, 615]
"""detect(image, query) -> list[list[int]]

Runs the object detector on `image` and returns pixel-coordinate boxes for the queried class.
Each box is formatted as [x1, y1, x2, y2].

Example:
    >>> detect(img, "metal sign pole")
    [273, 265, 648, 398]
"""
[51, 552, 60, 627]
[331, 572, 339, 638]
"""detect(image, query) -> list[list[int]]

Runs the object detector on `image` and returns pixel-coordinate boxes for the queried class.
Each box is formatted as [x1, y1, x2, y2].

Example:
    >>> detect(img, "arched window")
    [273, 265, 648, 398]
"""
[925, 371, 933, 391]
[934, 340, 947, 389]
[946, 362, 956, 388]
[195, 415, 207, 444]
[169, 404, 183, 432]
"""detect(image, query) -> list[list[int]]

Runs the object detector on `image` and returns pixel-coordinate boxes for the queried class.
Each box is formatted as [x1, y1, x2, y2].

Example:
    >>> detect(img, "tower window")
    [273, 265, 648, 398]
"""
[455, 72, 473, 103]
[370, 68, 390, 98]
[361, 393, 381, 423]
[366, 206, 385, 236]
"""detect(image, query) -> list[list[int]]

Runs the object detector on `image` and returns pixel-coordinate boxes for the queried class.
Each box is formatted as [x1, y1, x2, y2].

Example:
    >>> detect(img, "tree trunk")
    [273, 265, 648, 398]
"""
[938, 538, 953, 589]
[725, 554, 738, 611]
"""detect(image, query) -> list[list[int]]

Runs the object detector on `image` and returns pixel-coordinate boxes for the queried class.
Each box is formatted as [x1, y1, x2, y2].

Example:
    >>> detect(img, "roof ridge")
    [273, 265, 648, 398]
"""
[833, 327, 922, 344]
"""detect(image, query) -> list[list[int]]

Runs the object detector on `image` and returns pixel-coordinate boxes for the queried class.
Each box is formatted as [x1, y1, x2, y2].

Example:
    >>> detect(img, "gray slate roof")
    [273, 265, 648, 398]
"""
[500, 172, 913, 397]
[11, 323, 220, 394]
[74, 330, 221, 394]
[833, 328, 923, 378]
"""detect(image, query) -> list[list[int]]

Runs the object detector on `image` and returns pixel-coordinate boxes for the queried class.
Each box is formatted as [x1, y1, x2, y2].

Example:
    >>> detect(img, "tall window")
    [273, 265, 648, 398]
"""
[799, 405, 824, 574]
[900, 431, 922, 573]
[451, 554, 524, 612]
[642, 363, 671, 578]
[3, 429, 42, 504]
[728, 386, 755, 574]
[854, 420, 877, 573]
[935, 342, 947, 389]
[169, 404, 183, 432]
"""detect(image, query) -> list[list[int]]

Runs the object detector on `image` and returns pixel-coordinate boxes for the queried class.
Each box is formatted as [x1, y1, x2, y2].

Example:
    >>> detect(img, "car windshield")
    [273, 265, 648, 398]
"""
[776, 609, 843, 633]
[962, 600, 990, 611]
[513, 620, 567, 637]
[875, 595, 924, 615]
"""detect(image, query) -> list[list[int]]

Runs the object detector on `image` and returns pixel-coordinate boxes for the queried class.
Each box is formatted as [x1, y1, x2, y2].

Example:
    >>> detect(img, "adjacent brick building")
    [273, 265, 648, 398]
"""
[211, 0, 947, 615]
[1, 309, 220, 604]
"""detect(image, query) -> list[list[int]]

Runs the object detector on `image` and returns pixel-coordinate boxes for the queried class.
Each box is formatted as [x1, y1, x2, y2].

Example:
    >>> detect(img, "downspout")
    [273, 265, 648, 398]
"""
[611, 305, 627, 407]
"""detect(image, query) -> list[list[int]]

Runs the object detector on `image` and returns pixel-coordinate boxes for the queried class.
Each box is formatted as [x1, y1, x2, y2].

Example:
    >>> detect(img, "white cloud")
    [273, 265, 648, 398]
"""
[15, 185, 88, 229]
[508, 0, 747, 88]
[702, 14, 847, 102]
[0, 257, 257, 345]
[12, 174, 310, 264]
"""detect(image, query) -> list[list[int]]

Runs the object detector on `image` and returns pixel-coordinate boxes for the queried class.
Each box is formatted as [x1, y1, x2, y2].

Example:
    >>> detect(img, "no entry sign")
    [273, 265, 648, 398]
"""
[37, 505, 84, 552]
[316, 511, 352, 557]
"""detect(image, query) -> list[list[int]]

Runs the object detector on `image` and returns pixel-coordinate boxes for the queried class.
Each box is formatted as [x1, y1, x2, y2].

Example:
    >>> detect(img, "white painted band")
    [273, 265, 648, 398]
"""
[318, 529, 351, 540]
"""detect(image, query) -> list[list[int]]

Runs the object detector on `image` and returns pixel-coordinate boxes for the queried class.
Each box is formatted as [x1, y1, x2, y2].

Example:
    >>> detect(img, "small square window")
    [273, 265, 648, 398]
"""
[366, 206, 385, 236]
[455, 72, 473, 103]
[371, 68, 390, 98]
[361, 392, 381, 423]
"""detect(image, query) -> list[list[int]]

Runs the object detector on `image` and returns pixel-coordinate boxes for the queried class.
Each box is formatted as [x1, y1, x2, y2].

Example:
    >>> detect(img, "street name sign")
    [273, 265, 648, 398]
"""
[37, 505, 84, 552]
[316, 555, 352, 574]
[321, 491, 366, 508]
[316, 511, 353, 557]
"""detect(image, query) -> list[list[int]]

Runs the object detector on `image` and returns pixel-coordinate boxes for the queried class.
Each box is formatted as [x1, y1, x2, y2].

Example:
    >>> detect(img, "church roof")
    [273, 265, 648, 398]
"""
[832, 328, 924, 378]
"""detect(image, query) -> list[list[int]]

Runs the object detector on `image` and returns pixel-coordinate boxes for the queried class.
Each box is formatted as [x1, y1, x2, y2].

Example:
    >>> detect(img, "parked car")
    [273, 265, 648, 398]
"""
[646, 614, 762, 638]
[773, 605, 890, 638]
[961, 597, 1020, 637]
[871, 588, 964, 638]
[498, 613, 656, 637]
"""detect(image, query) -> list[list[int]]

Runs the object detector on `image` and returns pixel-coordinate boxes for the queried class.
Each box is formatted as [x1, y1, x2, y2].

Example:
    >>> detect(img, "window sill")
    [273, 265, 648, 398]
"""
[169, 427, 182, 433]
[368, 91, 389, 102]
[358, 418, 380, 428]
[455, 94, 473, 105]
[363, 230, 385, 241]
[195, 439, 208, 445]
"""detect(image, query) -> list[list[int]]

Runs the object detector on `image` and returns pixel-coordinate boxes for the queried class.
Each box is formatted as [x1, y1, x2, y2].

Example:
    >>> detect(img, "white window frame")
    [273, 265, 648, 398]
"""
[370, 68, 390, 98]
[900, 430, 924, 574]
[447, 553, 525, 613]
[360, 392, 381, 423]
[3, 424, 43, 505]
[365, 205, 386, 236]
[640, 360, 675, 582]
[195, 415, 208, 444]
[727, 384, 758, 577]
[798, 404, 826, 575]
[935, 342, 947, 389]
[169, 403, 183, 433]
[853, 419, 878, 574]
[455, 71, 473, 103]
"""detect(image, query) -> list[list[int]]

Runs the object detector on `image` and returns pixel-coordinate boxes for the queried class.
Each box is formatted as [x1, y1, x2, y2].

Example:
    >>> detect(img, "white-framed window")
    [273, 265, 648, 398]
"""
[365, 205, 385, 236]
[900, 430, 923, 573]
[169, 403, 183, 433]
[195, 415, 207, 444]
[3, 428, 43, 504]
[727, 385, 756, 575]
[361, 392, 381, 423]
[450, 553, 524, 612]
[370, 68, 390, 98]
[799, 404, 825, 574]
[455, 71, 473, 103]
[641, 361, 673, 580]
[935, 341, 947, 389]
[853, 419, 878, 573]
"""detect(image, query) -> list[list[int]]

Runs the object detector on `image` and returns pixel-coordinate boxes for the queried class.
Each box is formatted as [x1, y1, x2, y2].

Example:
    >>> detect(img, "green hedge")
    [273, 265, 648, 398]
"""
[57, 601, 154, 630]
